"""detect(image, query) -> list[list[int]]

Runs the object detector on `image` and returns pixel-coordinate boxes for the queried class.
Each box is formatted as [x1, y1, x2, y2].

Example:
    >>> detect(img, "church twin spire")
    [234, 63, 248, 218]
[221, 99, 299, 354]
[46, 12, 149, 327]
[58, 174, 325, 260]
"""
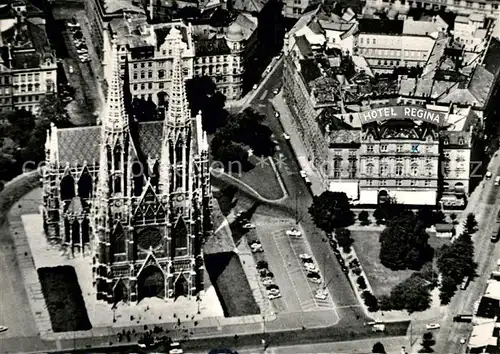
[102, 39, 128, 132]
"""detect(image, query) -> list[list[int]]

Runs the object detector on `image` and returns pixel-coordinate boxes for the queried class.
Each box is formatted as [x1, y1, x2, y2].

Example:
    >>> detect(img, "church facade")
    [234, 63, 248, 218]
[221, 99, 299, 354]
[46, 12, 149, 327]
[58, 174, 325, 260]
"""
[41, 27, 212, 304]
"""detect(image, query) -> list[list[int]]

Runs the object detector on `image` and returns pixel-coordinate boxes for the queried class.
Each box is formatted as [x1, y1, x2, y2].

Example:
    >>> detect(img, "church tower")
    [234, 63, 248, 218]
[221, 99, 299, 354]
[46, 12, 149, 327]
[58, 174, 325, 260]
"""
[89, 28, 210, 304]
[93, 39, 137, 302]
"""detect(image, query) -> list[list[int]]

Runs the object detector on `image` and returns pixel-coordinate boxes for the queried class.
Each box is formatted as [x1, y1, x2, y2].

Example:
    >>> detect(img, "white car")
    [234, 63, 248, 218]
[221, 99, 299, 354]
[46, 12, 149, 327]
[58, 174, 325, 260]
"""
[299, 253, 312, 261]
[486, 171, 492, 179]
[286, 228, 301, 237]
[242, 223, 255, 229]
[282, 133, 290, 140]
[0, 326, 7, 333]
[250, 244, 263, 253]
[304, 262, 318, 272]
[268, 293, 281, 300]
[252, 84, 257, 90]
[273, 88, 279, 95]
[308, 275, 322, 284]
[68, 65, 74, 73]
[67, 22, 80, 28]
[460, 338, 466, 344]
[274, 111, 280, 118]
[299, 170, 307, 178]
[426, 323, 441, 330]
[267, 288, 280, 296]
[77, 49, 88, 54]
[315, 289, 328, 300]
[262, 278, 274, 286]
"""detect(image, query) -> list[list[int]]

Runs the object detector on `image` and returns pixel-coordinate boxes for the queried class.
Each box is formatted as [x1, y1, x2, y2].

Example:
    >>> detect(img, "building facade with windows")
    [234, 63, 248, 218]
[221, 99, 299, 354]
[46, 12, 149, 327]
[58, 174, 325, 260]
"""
[109, 19, 195, 106]
[326, 105, 471, 206]
[364, 0, 500, 18]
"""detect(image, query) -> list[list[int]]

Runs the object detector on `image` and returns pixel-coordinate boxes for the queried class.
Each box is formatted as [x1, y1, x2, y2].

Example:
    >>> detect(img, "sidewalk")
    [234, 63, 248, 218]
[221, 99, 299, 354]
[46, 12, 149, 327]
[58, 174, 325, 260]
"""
[271, 93, 325, 197]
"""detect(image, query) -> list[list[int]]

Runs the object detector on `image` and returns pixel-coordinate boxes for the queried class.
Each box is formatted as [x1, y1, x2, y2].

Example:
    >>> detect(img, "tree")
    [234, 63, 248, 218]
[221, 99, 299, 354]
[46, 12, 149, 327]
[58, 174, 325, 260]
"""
[437, 232, 476, 284]
[439, 275, 457, 305]
[362, 291, 379, 312]
[450, 213, 458, 224]
[211, 140, 249, 172]
[384, 273, 432, 313]
[420, 332, 436, 353]
[379, 210, 433, 271]
[335, 227, 354, 253]
[308, 191, 355, 232]
[372, 342, 386, 353]
[39, 94, 73, 128]
[358, 210, 370, 225]
[465, 213, 477, 234]
[185, 76, 227, 133]
[357, 276, 367, 290]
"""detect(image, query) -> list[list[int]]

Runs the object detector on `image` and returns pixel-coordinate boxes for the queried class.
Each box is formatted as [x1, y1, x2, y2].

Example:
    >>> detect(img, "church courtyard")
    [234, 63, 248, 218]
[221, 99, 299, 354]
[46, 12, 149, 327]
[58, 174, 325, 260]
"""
[19, 189, 224, 333]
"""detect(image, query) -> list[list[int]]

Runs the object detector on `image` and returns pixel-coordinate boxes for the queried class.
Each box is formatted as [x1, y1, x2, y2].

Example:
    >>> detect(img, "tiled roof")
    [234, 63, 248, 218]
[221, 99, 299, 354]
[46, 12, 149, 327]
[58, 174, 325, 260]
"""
[194, 36, 230, 56]
[482, 37, 500, 77]
[57, 122, 166, 166]
[137, 121, 163, 159]
[57, 126, 101, 166]
[295, 35, 312, 57]
[10, 51, 40, 69]
[232, 0, 267, 13]
[358, 19, 404, 35]
[468, 65, 495, 107]
[441, 131, 471, 146]
[328, 129, 361, 145]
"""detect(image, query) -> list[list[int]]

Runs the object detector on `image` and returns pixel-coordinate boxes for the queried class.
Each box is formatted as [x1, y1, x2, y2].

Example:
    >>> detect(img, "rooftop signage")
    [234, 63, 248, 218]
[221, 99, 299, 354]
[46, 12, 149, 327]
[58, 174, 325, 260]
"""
[358, 106, 445, 126]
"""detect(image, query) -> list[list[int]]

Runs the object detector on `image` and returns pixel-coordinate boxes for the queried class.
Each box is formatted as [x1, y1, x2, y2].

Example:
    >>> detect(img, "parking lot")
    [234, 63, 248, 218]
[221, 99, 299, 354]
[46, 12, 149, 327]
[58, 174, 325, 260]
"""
[249, 215, 337, 314]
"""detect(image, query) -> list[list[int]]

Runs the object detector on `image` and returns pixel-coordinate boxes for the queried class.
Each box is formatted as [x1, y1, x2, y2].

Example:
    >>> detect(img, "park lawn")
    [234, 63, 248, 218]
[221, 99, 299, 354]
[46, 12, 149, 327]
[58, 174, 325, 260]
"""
[204, 252, 260, 317]
[350, 230, 413, 298]
[38, 266, 92, 332]
[231, 155, 285, 201]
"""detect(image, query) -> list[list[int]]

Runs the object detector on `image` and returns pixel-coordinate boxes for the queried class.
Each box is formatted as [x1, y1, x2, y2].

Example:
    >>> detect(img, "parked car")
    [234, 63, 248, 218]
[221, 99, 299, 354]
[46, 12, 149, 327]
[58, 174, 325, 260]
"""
[273, 88, 279, 95]
[426, 323, 441, 330]
[282, 132, 290, 140]
[299, 170, 307, 178]
[341, 265, 349, 273]
[304, 262, 318, 272]
[68, 65, 74, 74]
[299, 253, 313, 262]
[460, 338, 466, 344]
[453, 314, 473, 322]
[286, 228, 301, 237]
[304, 177, 312, 186]
[314, 289, 328, 300]
[307, 273, 322, 284]
[242, 223, 255, 229]
[262, 278, 274, 286]
[338, 258, 345, 267]
[460, 276, 470, 290]
[349, 259, 360, 269]
[268, 293, 281, 300]
[250, 241, 263, 253]
[329, 240, 338, 248]
[486, 171, 492, 179]
[0, 326, 8, 333]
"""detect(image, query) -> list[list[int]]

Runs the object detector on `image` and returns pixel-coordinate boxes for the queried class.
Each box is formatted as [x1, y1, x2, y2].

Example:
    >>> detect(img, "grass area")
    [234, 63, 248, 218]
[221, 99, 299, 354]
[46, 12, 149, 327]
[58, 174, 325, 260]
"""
[230, 155, 285, 201]
[350, 230, 413, 298]
[38, 266, 92, 332]
[204, 252, 260, 317]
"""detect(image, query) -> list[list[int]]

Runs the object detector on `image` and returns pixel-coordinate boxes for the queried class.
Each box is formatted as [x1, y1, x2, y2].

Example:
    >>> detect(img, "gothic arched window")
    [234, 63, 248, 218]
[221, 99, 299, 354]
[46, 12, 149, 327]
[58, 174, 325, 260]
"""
[78, 169, 92, 199]
[64, 218, 71, 243]
[81, 218, 90, 244]
[168, 140, 175, 165]
[114, 144, 122, 171]
[175, 139, 183, 163]
[72, 220, 80, 244]
[60, 174, 76, 201]
[112, 223, 126, 254]
[132, 160, 144, 196]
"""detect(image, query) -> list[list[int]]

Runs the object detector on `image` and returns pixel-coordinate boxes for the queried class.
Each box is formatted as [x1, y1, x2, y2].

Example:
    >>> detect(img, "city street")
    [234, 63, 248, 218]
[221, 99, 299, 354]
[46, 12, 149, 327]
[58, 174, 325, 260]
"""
[436, 154, 500, 353]
[248, 64, 365, 319]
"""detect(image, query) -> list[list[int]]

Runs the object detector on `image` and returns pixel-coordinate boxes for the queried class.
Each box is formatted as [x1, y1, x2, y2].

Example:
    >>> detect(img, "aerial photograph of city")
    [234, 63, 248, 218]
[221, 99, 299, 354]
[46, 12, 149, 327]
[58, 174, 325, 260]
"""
[1, 0, 500, 352]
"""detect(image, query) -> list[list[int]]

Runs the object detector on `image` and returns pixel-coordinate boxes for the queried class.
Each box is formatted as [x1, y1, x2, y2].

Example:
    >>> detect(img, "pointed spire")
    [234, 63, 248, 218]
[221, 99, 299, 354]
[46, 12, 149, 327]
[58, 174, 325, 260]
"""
[164, 27, 190, 127]
[101, 39, 128, 131]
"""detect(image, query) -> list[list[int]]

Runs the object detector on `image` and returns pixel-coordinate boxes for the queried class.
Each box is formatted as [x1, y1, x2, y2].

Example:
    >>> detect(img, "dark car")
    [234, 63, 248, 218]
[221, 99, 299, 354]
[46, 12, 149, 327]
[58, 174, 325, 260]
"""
[453, 315, 473, 323]
[329, 240, 338, 249]
[341, 266, 349, 273]
[338, 258, 345, 266]
[209, 349, 239, 354]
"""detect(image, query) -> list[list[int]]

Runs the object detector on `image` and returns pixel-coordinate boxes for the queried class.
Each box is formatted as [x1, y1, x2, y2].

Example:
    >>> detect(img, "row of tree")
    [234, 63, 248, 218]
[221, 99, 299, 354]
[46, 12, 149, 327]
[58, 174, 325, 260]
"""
[437, 215, 477, 304]
[0, 94, 73, 181]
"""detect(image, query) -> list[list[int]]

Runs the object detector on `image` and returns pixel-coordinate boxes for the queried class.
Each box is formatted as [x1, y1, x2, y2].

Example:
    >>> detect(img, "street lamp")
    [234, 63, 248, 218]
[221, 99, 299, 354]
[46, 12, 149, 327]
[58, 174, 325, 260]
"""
[262, 314, 266, 349]
[196, 295, 201, 315]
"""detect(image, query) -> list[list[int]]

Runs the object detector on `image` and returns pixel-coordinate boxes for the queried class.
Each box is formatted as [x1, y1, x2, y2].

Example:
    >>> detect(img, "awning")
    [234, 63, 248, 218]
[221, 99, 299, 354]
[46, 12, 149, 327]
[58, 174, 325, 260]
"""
[329, 181, 359, 200]
[391, 190, 436, 205]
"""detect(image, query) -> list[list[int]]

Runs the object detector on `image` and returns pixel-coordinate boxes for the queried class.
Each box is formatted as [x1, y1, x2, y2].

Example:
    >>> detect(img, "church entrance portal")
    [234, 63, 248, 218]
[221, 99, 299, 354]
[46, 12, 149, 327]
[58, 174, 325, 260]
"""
[113, 279, 128, 304]
[137, 266, 165, 301]
[174, 274, 188, 299]
[378, 190, 389, 204]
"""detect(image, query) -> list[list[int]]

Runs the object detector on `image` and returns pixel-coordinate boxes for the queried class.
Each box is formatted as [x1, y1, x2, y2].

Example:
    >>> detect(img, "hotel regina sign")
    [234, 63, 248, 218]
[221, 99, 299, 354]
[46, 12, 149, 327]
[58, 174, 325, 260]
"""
[358, 106, 446, 126]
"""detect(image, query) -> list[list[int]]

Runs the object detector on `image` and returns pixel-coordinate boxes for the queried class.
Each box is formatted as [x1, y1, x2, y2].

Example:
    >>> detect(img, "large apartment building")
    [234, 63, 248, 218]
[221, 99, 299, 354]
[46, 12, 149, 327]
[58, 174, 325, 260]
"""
[0, 3, 57, 113]
[282, 8, 500, 207]
[108, 13, 258, 101]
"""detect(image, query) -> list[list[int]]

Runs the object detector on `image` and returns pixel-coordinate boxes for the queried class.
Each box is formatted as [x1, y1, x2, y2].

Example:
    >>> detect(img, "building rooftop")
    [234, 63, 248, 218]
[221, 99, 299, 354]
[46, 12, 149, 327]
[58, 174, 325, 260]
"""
[469, 320, 497, 349]
[358, 19, 404, 35]
[194, 36, 230, 56]
[232, 0, 268, 12]
[103, 0, 145, 16]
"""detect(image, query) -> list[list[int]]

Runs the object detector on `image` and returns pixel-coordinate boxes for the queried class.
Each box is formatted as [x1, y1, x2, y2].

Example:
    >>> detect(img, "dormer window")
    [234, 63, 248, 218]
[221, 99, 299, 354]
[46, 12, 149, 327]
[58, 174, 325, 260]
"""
[458, 137, 465, 145]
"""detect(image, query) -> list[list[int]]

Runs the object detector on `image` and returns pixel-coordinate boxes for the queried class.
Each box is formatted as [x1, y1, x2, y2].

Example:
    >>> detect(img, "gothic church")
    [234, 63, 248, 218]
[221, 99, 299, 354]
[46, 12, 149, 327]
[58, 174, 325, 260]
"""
[42, 27, 211, 304]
